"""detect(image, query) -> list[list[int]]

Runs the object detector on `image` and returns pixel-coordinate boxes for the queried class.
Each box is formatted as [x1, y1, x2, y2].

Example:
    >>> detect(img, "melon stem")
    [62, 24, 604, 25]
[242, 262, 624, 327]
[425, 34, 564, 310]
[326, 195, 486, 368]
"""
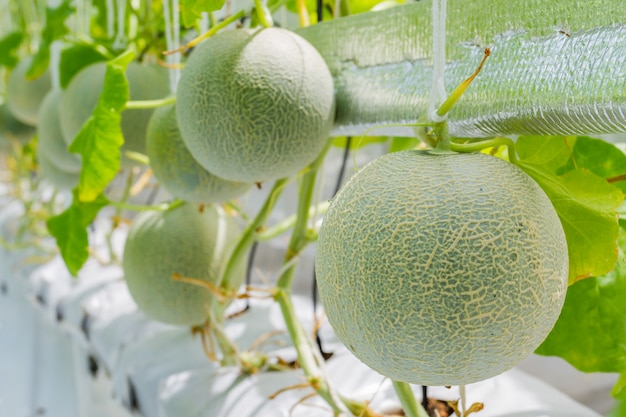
[449, 137, 518, 164]
[392, 381, 430, 417]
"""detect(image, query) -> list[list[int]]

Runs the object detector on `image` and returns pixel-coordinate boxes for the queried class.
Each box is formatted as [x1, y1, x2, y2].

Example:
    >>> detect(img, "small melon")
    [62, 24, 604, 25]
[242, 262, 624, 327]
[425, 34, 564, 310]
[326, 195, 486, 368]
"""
[0, 103, 35, 145]
[315, 151, 568, 386]
[36, 142, 79, 190]
[176, 27, 335, 183]
[59, 61, 170, 157]
[146, 104, 252, 203]
[37, 90, 82, 173]
[123, 203, 245, 326]
[6, 58, 52, 126]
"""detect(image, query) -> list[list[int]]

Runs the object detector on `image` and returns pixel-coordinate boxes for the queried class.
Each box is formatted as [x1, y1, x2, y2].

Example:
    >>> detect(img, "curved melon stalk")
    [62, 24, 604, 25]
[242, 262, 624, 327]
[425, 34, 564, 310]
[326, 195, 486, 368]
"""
[297, 0, 626, 137]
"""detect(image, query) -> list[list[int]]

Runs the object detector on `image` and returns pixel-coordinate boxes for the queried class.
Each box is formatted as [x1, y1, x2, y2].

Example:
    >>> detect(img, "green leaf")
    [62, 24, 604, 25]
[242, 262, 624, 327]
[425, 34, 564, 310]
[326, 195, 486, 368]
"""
[516, 136, 623, 284]
[46, 191, 109, 276]
[180, 0, 226, 27]
[389, 136, 420, 153]
[332, 136, 388, 150]
[59, 44, 109, 89]
[536, 228, 626, 374]
[0, 32, 24, 69]
[557, 136, 626, 194]
[608, 399, 626, 417]
[515, 135, 576, 174]
[26, 0, 74, 79]
[613, 372, 626, 399]
[69, 50, 134, 202]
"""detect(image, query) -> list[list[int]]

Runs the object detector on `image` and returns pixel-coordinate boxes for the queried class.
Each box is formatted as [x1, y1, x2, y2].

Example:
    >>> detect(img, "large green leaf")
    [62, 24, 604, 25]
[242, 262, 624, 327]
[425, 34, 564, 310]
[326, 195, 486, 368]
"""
[536, 227, 626, 374]
[515, 135, 576, 174]
[613, 372, 626, 400]
[26, 0, 74, 79]
[516, 137, 623, 283]
[0, 32, 24, 69]
[69, 50, 134, 202]
[59, 44, 109, 89]
[557, 136, 626, 194]
[46, 192, 110, 276]
[180, 0, 226, 27]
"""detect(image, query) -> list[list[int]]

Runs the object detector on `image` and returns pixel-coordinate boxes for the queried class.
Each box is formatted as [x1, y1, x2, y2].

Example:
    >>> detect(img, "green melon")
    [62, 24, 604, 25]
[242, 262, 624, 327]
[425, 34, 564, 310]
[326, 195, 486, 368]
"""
[37, 90, 82, 173]
[6, 58, 52, 126]
[315, 151, 568, 386]
[36, 142, 79, 190]
[123, 203, 245, 326]
[176, 27, 335, 183]
[146, 104, 252, 203]
[59, 61, 170, 158]
[0, 103, 35, 146]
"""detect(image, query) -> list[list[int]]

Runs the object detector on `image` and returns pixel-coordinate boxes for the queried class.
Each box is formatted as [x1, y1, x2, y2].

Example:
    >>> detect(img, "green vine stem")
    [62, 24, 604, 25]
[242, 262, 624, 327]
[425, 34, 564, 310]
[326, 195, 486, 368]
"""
[107, 199, 182, 212]
[450, 137, 518, 164]
[218, 177, 291, 294]
[124, 95, 176, 110]
[392, 381, 430, 417]
[255, 200, 330, 242]
[254, 0, 274, 27]
[271, 139, 366, 414]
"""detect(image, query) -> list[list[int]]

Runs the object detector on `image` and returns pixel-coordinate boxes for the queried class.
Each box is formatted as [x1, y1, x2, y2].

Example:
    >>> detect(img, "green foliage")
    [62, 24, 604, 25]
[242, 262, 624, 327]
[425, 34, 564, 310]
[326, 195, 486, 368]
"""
[26, 0, 74, 79]
[388, 136, 420, 153]
[59, 44, 109, 89]
[0, 32, 24, 69]
[536, 225, 626, 395]
[612, 372, 626, 399]
[180, 0, 226, 27]
[332, 136, 388, 150]
[46, 191, 109, 276]
[69, 50, 133, 203]
[515, 136, 623, 284]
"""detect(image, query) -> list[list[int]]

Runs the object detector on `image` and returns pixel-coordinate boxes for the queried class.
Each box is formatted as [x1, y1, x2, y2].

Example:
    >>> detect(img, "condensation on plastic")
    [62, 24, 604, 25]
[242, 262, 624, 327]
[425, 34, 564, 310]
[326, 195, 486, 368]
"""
[298, 1, 626, 138]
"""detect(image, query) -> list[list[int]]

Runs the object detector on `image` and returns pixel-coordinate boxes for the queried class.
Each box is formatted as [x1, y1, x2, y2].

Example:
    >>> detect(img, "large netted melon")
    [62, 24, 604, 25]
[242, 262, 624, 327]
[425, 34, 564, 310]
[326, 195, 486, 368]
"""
[315, 150, 569, 386]
[123, 203, 245, 326]
[6, 58, 52, 126]
[146, 104, 252, 203]
[59, 61, 170, 157]
[176, 27, 335, 183]
[37, 90, 81, 173]
[0, 103, 35, 146]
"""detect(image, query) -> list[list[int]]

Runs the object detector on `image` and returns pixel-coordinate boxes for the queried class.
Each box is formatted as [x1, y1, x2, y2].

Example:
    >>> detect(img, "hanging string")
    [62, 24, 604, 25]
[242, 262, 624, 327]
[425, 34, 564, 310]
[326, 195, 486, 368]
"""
[162, 0, 179, 92]
[50, 41, 63, 90]
[429, 0, 447, 123]
[106, 0, 114, 38]
[113, 0, 126, 49]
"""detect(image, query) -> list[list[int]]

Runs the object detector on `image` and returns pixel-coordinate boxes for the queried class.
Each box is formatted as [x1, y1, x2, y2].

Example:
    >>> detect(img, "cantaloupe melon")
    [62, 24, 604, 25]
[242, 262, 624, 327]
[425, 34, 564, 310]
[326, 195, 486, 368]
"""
[6, 58, 52, 126]
[123, 203, 245, 326]
[176, 27, 335, 183]
[0, 103, 35, 145]
[36, 142, 79, 190]
[315, 150, 568, 386]
[59, 61, 170, 159]
[37, 90, 81, 173]
[146, 104, 252, 203]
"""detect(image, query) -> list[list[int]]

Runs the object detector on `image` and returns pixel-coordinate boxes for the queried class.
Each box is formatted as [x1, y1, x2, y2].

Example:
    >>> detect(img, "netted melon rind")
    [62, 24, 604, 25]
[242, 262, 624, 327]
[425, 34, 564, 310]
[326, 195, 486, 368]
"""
[6, 58, 52, 126]
[0, 103, 35, 145]
[315, 151, 568, 386]
[123, 203, 245, 326]
[176, 27, 335, 183]
[146, 104, 252, 203]
[38, 90, 82, 173]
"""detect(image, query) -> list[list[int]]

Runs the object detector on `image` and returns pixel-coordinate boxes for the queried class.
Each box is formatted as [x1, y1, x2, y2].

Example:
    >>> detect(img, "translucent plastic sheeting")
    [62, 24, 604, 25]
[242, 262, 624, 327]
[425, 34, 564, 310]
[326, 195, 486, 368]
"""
[158, 346, 601, 417]
[298, 1, 626, 138]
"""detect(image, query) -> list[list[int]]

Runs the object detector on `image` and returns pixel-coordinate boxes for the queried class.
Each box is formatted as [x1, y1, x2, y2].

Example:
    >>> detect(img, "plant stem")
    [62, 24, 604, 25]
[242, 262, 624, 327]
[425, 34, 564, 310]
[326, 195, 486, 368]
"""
[272, 140, 355, 414]
[107, 199, 182, 212]
[254, 0, 273, 27]
[392, 381, 430, 417]
[219, 177, 291, 293]
[255, 200, 330, 241]
[123, 95, 176, 110]
[163, 10, 246, 55]
[450, 137, 518, 164]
